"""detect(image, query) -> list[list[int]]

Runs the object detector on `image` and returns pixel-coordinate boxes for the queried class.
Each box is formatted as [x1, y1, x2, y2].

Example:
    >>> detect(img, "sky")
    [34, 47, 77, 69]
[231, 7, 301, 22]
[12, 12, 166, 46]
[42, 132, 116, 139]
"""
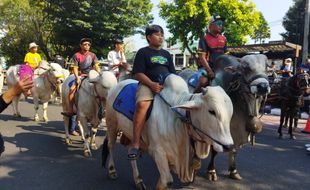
[129, 0, 294, 50]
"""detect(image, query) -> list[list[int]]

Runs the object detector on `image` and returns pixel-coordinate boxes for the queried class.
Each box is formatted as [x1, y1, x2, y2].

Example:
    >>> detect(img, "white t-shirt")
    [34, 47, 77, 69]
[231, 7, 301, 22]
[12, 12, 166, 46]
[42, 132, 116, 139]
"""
[107, 50, 126, 73]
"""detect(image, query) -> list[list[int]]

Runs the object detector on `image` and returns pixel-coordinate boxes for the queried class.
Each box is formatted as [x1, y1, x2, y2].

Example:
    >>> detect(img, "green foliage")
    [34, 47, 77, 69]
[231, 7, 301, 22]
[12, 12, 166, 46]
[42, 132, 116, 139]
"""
[0, 0, 46, 64]
[160, 0, 210, 57]
[252, 12, 271, 44]
[281, 0, 309, 50]
[159, 0, 261, 59]
[44, 0, 153, 58]
[0, 0, 153, 66]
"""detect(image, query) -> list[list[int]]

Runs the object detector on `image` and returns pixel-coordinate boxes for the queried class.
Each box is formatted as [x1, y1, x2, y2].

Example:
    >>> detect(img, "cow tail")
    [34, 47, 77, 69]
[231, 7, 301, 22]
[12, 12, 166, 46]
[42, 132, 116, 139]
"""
[101, 137, 109, 168]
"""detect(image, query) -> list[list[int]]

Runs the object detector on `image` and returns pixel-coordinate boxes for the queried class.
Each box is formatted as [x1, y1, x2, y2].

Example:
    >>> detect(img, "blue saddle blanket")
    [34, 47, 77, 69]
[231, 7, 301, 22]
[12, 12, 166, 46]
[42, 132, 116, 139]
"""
[113, 83, 138, 121]
[188, 73, 199, 88]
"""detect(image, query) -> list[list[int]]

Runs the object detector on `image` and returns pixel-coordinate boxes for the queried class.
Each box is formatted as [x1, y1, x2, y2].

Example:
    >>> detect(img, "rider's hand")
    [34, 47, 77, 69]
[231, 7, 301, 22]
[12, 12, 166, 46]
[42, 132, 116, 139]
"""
[76, 78, 81, 88]
[207, 70, 215, 79]
[150, 82, 163, 94]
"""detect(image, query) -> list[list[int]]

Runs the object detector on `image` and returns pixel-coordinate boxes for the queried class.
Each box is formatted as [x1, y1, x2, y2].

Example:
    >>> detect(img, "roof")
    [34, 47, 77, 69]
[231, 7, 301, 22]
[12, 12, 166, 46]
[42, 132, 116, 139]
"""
[227, 41, 302, 59]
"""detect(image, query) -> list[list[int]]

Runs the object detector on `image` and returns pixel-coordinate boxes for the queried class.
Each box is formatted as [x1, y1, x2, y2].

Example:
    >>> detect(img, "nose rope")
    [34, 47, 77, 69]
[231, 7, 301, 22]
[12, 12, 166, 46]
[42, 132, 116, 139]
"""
[157, 93, 229, 148]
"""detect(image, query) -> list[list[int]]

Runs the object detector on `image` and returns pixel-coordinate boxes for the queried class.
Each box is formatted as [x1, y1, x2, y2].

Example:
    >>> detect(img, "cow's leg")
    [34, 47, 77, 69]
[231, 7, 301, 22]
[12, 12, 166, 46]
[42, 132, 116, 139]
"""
[207, 147, 218, 181]
[106, 127, 118, 180]
[278, 109, 285, 139]
[12, 96, 21, 117]
[130, 159, 147, 190]
[42, 102, 49, 122]
[228, 149, 242, 180]
[283, 115, 289, 128]
[293, 109, 299, 131]
[289, 113, 296, 140]
[152, 147, 173, 190]
[63, 115, 72, 145]
[293, 116, 298, 131]
[79, 117, 92, 157]
[33, 97, 40, 121]
[90, 124, 99, 150]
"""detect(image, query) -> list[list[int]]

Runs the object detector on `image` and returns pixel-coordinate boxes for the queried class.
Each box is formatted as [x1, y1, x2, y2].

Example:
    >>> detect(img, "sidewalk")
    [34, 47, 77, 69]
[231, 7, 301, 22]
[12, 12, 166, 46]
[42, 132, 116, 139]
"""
[261, 114, 307, 130]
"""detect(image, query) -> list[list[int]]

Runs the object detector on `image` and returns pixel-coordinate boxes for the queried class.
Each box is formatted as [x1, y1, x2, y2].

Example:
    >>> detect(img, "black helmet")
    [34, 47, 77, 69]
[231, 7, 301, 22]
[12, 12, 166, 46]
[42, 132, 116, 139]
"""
[80, 38, 92, 45]
[114, 38, 124, 44]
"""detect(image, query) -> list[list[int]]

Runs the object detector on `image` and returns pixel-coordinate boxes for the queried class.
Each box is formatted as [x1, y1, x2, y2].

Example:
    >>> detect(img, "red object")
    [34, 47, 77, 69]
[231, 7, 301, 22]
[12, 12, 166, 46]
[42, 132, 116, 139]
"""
[19, 64, 33, 81]
[302, 118, 310, 134]
[204, 33, 227, 53]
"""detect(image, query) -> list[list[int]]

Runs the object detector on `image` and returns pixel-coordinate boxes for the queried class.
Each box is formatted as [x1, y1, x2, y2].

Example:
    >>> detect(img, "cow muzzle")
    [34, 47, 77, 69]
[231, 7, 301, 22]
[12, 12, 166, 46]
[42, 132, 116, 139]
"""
[57, 78, 64, 84]
[251, 83, 270, 95]
[249, 77, 270, 96]
[222, 144, 235, 152]
[246, 116, 262, 134]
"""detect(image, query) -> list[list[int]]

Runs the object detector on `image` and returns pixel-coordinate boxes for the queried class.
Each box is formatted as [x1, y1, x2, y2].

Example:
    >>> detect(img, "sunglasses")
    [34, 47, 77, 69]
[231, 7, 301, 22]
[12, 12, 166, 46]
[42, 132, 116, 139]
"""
[82, 43, 91, 46]
[212, 20, 223, 27]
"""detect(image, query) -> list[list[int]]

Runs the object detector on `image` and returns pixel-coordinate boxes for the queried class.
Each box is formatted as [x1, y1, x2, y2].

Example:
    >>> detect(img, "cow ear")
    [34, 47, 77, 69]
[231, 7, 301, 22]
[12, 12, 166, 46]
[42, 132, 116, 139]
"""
[89, 70, 100, 83]
[224, 66, 237, 74]
[172, 101, 200, 110]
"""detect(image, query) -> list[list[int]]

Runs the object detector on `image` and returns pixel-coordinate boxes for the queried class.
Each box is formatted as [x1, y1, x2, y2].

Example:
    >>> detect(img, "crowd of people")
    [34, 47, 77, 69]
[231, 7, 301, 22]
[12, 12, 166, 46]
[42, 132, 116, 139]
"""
[267, 57, 310, 78]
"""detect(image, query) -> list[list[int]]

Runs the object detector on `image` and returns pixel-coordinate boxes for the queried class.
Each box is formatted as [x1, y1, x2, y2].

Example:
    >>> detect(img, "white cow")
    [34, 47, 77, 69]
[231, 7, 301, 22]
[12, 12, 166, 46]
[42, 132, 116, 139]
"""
[6, 61, 65, 121]
[62, 70, 117, 157]
[0, 67, 3, 94]
[102, 74, 234, 190]
[50, 67, 70, 104]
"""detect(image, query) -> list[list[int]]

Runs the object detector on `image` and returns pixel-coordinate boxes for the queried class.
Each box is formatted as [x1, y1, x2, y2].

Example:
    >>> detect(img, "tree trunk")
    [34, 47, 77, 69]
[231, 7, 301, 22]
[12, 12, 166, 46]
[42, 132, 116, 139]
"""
[184, 41, 198, 66]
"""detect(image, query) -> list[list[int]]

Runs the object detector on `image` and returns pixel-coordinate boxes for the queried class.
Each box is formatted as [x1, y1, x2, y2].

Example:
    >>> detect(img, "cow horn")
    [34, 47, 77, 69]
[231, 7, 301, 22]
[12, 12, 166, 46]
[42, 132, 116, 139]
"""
[202, 87, 208, 95]
[250, 133, 255, 146]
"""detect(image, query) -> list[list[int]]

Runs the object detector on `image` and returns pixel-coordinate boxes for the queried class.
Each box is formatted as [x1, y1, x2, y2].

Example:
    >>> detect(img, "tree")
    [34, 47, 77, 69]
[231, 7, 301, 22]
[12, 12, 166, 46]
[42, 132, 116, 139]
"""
[252, 12, 271, 44]
[281, 0, 308, 50]
[0, 0, 153, 65]
[0, 0, 50, 64]
[45, 0, 153, 58]
[159, 0, 261, 59]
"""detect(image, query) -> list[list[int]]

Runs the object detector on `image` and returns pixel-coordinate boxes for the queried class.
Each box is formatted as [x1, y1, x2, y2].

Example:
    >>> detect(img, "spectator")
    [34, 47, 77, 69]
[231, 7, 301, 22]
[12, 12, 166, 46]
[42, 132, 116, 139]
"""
[281, 58, 293, 78]
[299, 57, 310, 74]
[0, 76, 33, 156]
[107, 39, 127, 79]
[267, 61, 277, 77]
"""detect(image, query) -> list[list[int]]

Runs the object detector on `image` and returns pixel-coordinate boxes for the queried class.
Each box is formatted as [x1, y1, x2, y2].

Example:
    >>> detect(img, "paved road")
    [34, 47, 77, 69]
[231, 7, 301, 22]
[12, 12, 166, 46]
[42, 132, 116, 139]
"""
[1, 99, 310, 190]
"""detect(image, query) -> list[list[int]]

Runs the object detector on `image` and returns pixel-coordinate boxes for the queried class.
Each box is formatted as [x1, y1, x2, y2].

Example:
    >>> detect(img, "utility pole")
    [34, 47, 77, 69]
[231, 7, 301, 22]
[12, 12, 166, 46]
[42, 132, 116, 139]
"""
[302, 0, 310, 62]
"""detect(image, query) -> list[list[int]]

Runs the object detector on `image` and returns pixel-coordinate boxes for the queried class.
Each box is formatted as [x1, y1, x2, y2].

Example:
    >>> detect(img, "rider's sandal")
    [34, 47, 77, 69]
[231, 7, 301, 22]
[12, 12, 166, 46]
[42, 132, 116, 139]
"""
[127, 147, 140, 160]
[61, 112, 75, 117]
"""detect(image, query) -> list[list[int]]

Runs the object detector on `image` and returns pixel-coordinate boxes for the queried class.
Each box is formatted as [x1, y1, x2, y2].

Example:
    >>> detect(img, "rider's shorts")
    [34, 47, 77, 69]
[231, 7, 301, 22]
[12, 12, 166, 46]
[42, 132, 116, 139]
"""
[68, 79, 78, 88]
[136, 83, 154, 103]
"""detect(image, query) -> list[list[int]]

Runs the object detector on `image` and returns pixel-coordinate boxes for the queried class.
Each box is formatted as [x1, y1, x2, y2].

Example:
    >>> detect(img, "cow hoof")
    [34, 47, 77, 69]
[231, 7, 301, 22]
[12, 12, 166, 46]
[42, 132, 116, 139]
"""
[283, 124, 288, 128]
[108, 171, 118, 180]
[229, 171, 242, 180]
[207, 170, 218, 181]
[278, 134, 283, 139]
[84, 150, 92, 157]
[14, 113, 21, 117]
[91, 143, 98, 150]
[65, 138, 72, 145]
[34, 117, 40, 122]
[43, 118, 49, 122]
[192, 157, 202, 170]
[136, 181, 146, 190]
[290, 135, 296, 140]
